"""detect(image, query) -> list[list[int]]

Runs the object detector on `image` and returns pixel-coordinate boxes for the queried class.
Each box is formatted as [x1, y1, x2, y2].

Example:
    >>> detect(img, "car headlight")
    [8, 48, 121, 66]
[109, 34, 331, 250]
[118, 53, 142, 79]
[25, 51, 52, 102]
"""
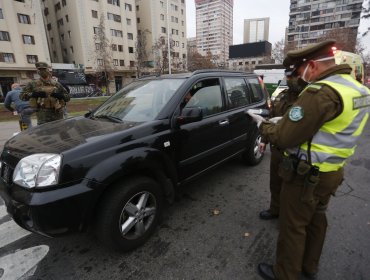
[13, 154, 62, 189]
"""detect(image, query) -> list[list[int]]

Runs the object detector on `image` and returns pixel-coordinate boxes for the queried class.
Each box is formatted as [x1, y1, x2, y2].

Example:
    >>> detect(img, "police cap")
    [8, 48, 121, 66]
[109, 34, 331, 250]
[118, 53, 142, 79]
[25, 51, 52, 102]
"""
[284, 39, 336, 69]
[35, 62, 49, 69]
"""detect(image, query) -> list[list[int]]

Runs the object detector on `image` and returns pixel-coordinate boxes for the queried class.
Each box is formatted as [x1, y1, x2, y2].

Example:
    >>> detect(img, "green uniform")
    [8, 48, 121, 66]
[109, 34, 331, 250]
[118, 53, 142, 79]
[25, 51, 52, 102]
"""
[265, 89, 299, 216]
[260, 64, 370, 279]
[20, 77, 70, 125]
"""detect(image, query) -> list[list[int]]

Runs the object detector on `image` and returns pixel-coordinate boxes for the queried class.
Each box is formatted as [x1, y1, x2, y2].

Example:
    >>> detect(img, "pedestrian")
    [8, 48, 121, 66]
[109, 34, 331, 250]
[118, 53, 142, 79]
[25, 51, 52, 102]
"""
[248, 40, 370, 280]
[258, 67, 306, 220]
[4, 83, 34, 130]
[20, 62, 70, 125]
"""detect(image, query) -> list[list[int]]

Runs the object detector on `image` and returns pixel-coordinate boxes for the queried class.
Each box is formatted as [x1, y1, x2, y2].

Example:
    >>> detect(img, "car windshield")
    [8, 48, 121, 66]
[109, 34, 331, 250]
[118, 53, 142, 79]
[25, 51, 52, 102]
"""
[92, 78, 185, 122]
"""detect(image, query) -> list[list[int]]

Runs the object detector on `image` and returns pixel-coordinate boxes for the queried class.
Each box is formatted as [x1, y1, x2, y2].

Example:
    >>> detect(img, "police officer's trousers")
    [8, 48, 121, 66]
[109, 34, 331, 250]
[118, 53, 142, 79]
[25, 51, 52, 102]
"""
[273, 168, 344, 280]
[268, 146, 283, 215]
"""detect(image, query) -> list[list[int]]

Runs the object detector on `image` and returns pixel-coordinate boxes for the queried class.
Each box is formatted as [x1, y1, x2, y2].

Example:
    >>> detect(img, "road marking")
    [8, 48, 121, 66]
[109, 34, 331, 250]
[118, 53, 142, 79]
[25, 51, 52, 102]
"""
[0, 220, 31, 248]
[0, 245, 49, 280]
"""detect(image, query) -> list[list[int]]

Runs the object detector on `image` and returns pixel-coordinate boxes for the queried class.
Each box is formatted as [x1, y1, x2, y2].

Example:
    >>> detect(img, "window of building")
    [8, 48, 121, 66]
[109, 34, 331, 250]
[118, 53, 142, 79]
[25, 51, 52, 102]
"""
[22, 35, 35, 44]
[127, 33, 133, 40]
[51, 37, 54, 43]
[65, 15, 69, 22]
[95, 43, 101, 50]
[18, 14, 31, 24]
[0, 31, 10, 41]
[136, 5, 139, 11]
[161, 27, 166, 33]
[128, 47, 134, 53]
[125, 3, 132, 11]
[44, 8, 49, 16]
[47, 23, 52, 30]
[61, 34, 64, 41]
[55, 2, 61, 12]
[126, 18, 131, 25]
[62, 0, 67, 6]
[92, 10, 98, 18]
[26, 55, 38, 64]
[160, 1, 164, 8]
[137, 17, 140, 23]
[0, 9, 3, 20]
[97, 59, 103, 66]
[120, 59, 124, 66]
[53, 51, 57, 58]
[70, 46, 74, 53]
[108, 0, 120, 6]
[160, 14, 164, 20]
[129, 61, 135, 67]
[182, 43, 184, 48]
[0, 53, 15, 63]
[182, 32, 184, 37]
[68, 30, 71, 38]
[15, 0, 25, 2]
[94, 27, 101, 34]
[107, 12, 121, 22]
[118, 45, 123, 52]
[111, 44, 117, 51]
[57, 18, 64, 27]
[111, 29, 123, 37]
[181, 9, 184, 15]
[113, 59, 119, 66]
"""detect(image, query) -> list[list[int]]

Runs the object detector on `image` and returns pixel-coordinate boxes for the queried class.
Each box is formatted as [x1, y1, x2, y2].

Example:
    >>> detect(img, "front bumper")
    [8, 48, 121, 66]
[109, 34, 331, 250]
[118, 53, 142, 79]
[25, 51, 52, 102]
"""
[0, 178, 101, 237]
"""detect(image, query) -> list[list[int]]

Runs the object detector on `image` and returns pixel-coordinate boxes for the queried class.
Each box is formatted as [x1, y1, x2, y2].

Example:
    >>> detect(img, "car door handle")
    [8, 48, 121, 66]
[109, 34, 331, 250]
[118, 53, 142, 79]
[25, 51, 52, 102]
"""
[218, 120, 229, 126]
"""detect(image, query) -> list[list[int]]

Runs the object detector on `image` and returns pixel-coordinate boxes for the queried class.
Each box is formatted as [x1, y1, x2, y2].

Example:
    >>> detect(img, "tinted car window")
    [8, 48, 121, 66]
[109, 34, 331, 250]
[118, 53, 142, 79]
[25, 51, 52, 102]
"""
[93, 78, 185, 122]
[224, 77, 250, 108]
[184, 78, 222, 117]
[247, 77, 264, 103]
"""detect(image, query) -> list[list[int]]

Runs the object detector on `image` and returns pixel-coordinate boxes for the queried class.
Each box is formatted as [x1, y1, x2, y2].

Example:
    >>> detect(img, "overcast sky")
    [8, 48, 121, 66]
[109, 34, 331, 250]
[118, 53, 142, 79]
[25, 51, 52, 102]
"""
[185, 0, 370, 51]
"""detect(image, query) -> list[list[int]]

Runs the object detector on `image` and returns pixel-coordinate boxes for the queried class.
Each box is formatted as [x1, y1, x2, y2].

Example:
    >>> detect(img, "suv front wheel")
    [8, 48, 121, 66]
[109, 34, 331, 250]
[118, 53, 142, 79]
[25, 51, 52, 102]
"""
[95, 176, 163, 251]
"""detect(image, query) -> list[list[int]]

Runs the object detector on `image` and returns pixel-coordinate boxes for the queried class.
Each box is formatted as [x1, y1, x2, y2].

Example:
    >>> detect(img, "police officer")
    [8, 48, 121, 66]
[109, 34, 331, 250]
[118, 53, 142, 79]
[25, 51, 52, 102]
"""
[248, 40, 370, 279]
[259, 66, 305, 220]
[20, 62, 70, 125]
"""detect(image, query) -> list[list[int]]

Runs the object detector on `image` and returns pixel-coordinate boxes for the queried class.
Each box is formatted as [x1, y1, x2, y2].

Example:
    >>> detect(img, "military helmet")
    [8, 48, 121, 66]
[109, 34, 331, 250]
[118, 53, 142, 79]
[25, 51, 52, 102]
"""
[35, 61, 50, 69]
[284, 39, 336, 69]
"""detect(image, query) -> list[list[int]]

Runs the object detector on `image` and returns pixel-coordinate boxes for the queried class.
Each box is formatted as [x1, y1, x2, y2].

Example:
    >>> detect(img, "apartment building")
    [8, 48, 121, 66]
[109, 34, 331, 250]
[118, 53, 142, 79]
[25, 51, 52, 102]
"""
[42, 0, 138, 91]
[243, 18, 270, 44]
[0, 0, 50, 97]
[135, 0, 187, 73]
[287, 0, 363, 48]
[195, 0, 233, 66]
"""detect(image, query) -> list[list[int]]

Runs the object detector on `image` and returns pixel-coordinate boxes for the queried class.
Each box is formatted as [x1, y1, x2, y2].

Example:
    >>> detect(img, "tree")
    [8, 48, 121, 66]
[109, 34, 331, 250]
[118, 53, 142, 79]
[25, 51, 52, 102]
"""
[318, 27, 357, 52]
[92, 13, 115, 95]
[362, 0, 370, 36]
[152, 36, 174, 74]
[271, 39, 285, 64]
[135, 29, 151, 78]
[187, 49, 215, 72]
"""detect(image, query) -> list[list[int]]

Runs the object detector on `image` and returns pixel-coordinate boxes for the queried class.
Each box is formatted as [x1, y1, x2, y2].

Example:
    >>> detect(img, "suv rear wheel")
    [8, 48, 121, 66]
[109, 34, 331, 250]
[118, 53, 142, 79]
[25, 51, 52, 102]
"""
[242, 128, 264, 166]
[95, 176, 163, 251]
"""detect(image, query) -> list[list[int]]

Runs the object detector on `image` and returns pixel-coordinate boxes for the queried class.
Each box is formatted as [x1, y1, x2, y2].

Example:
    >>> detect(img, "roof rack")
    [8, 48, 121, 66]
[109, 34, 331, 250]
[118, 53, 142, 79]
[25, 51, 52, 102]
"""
[191, 69, 246, 76]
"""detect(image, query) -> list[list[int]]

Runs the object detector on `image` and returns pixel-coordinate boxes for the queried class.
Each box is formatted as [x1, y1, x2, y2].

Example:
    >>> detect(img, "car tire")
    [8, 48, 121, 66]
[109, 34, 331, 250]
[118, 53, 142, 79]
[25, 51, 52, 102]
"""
[95, 176, 163, 252]
[242, 128, 264, 166]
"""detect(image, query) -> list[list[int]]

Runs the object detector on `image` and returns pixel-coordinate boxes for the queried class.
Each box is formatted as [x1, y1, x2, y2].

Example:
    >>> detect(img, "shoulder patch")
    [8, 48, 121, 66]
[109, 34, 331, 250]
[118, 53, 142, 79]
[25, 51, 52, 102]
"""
[289, 106, 304, 122]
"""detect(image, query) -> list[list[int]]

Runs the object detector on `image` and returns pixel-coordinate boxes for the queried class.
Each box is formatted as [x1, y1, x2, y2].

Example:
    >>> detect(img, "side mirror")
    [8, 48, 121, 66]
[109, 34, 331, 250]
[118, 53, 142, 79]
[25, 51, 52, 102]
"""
[176, 107, 203, 125]
[84, 109, 92, 118]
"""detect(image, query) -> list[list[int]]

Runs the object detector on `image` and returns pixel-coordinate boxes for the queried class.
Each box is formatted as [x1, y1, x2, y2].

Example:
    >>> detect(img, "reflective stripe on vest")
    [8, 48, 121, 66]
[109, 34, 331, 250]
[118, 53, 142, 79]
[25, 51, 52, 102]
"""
[287, 74, 370, 172]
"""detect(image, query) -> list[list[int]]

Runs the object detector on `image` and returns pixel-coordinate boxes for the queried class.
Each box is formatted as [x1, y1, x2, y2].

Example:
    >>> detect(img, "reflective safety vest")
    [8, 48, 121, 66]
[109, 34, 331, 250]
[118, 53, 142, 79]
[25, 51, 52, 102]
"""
[287, 74, 370, 172]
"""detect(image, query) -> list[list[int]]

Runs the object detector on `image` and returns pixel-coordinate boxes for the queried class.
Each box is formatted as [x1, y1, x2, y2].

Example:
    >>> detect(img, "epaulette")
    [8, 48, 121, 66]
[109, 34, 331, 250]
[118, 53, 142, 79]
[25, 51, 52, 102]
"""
[304, 84, 322, 93]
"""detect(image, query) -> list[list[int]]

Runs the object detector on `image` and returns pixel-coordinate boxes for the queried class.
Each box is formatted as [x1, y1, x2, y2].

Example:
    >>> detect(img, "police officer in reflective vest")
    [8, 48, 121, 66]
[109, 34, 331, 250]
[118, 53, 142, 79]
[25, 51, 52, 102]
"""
[20, 62, 70, 125]
[259, 66, 305, 220]
[248, 40, 370, 280]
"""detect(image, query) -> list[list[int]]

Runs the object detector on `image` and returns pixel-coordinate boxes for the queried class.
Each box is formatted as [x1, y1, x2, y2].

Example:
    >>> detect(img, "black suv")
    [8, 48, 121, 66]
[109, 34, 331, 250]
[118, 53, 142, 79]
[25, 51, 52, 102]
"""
[0, 70, 269, 251]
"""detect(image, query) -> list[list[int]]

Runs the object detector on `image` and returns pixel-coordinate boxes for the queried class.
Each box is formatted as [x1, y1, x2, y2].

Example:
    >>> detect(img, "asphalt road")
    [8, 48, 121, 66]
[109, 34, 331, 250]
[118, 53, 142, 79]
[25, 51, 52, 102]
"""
[0, 121, 369, 280]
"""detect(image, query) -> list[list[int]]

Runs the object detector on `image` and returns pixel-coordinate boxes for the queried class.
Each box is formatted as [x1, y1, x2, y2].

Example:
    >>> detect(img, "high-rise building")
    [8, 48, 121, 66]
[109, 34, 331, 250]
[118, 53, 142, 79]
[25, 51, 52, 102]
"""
[195, 0, 233, 66]
[243, 18, 270, 43]
[42, 0, 138, 89]
[0, 0, 51, 95]
[135, 0, 187, 73]
[287, 0, 363, 48]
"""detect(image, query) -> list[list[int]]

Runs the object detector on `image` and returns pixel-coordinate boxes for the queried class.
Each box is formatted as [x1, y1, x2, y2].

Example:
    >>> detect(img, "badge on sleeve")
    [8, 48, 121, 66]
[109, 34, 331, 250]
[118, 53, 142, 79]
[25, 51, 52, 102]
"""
[289, 106, 304, 122]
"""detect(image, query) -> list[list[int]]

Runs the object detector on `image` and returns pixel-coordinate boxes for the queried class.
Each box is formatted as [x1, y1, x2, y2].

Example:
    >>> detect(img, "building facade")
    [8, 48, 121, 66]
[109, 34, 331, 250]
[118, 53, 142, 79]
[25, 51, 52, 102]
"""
[135, 0, 187, 73]
[243, 17, 270, 43]
[195, 0, 233, 66]
[0, 0, 50, 98]
[287, 0, 363, 48]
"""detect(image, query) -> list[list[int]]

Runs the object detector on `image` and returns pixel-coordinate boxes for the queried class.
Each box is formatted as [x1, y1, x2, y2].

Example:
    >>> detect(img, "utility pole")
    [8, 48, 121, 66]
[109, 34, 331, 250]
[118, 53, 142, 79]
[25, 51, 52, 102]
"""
[167, 0, 172, 74]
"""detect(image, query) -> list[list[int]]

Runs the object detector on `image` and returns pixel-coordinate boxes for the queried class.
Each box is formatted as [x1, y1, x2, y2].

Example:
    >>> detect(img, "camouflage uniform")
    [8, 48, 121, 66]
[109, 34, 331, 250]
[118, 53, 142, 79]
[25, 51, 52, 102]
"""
[20, 62, 70, 125]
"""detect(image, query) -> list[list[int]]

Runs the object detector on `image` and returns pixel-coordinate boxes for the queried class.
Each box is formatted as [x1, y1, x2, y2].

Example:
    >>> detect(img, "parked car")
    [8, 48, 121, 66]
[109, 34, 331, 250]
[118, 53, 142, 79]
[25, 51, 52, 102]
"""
[0, 70, 269, 251]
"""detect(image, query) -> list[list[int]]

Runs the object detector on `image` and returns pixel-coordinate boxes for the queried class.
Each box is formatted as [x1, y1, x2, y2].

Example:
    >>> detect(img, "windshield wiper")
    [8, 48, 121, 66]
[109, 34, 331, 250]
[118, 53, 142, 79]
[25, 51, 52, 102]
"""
[93, 114, 123, 123]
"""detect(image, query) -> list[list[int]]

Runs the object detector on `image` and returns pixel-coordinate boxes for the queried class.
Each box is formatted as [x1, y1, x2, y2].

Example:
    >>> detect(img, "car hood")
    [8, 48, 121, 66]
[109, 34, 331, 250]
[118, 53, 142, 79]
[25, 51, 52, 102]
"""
[4, 117, 141, 156]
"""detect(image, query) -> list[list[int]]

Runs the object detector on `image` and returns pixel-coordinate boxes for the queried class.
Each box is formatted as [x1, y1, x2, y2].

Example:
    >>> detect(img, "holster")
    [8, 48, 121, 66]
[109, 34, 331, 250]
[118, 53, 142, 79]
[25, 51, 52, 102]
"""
[278, 155, 298, 182]
[301, 166, 320, 203]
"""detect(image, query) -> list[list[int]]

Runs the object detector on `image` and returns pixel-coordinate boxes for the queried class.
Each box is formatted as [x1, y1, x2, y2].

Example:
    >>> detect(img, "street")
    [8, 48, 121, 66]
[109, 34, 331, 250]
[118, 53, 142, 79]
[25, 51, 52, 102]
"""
[0, 120, 369, 280]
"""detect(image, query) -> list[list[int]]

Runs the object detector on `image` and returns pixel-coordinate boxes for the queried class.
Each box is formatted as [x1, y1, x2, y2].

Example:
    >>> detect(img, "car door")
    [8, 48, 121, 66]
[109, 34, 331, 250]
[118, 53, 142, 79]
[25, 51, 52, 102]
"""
[223, 76, 260, 153]
[175, 78, 234, 180]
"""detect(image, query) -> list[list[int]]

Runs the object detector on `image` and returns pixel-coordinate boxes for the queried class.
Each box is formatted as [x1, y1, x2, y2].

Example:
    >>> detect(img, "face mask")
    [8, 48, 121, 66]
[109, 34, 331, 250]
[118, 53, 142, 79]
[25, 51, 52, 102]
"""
[301, 63, 312, 83]
[38, 69, 49, 78]
[287, 77, 306, 94]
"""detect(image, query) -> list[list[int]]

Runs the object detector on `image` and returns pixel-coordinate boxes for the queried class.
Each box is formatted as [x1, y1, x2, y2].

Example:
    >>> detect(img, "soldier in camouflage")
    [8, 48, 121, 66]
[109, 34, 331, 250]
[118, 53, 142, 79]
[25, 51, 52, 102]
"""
[20, 62, 70, 125]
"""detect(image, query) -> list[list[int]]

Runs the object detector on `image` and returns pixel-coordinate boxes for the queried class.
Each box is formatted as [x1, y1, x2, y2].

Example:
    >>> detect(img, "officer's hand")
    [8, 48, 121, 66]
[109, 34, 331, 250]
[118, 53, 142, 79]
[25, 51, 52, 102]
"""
[269, 116, 283, 124]
[259, 142, 266, 153]
[246, 110, 265, 128]
[31, 91, 47, 98]
[51, 92, 65, 99]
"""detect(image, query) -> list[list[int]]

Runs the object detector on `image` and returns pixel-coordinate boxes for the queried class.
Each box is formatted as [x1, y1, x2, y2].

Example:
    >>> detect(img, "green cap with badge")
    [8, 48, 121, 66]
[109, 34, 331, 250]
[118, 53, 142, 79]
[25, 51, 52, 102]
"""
[35, 62, 50, 69]
[283, 40, 336, 69]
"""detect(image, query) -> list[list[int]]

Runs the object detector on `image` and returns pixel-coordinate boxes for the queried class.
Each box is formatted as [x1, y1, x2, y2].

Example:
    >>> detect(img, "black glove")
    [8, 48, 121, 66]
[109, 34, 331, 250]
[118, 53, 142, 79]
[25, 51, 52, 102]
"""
[31, 91, 47, 98]
[51, 92, 65, 99]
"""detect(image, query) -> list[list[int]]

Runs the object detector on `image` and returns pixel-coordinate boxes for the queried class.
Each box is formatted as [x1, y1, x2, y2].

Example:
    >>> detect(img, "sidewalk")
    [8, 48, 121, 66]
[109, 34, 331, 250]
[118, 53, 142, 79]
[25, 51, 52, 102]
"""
[0, 120, 36, 151]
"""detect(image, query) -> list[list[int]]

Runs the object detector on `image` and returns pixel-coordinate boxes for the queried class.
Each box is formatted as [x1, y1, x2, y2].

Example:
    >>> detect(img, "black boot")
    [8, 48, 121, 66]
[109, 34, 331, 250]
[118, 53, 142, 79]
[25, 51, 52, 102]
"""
[258, 263, 277, 280]
[259, 210, 279, 220]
